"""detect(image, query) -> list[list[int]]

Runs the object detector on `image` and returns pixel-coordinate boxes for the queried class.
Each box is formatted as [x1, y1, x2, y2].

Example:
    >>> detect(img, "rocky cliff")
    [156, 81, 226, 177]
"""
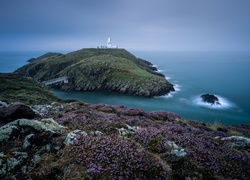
[14, 48, 174, 97]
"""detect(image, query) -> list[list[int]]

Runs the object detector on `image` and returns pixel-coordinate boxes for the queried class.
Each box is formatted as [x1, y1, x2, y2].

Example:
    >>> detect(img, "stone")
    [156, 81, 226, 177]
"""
[0, 101, 8, 109]
[162, 149, 187, 162]
[162, 140, 187, 162]
[222, 136, 250, 150]
[117, 125, 140, 137]
[221, 136, 250, 143]
[126, 124, 140, 132]
[94, 131, 103, 136]
[0, 159, 7, 178]
[64, 130, 88, 145]
[201, 93, 220, 105]
[0, 118, 65, 142]
[0, 104, 39, 124]
[32, 154, 41, 166]
[32, 104, 52, 116]
[7, 158, 19, 171]
[23, 134, 35, 149]
[163, 141, 179, 150]
[0, 125, 19, 142]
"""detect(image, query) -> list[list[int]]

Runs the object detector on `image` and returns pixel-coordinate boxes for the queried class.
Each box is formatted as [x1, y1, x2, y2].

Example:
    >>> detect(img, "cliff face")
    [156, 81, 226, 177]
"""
[14, 48, 174, 97]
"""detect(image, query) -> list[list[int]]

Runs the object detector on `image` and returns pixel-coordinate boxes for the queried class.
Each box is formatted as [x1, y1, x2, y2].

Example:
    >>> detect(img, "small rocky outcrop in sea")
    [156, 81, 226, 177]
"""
[201, 93, 221, 105]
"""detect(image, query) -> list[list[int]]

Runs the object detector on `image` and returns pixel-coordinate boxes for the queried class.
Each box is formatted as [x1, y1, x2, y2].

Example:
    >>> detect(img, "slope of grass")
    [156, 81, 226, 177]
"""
[0, 73, 62, 105]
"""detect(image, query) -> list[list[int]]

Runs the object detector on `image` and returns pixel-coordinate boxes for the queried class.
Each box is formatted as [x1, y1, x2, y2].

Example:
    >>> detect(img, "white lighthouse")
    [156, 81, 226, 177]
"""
[97, 37, 118, 49]
[107, 37, 112, 48]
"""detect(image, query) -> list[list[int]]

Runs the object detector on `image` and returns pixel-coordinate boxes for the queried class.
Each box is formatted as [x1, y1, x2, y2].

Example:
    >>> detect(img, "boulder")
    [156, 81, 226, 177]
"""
[162, 141, 187, 162]
[0, 118, 65, 143]
[23, 134, 35, 149]
[0, 104, 39, 124]
[64, 129, 88, 145]
[221, 136, 250, 150]
[0, 101, 8, 110]
[201, 93, 220, 105]
[117, 124, 140, 137]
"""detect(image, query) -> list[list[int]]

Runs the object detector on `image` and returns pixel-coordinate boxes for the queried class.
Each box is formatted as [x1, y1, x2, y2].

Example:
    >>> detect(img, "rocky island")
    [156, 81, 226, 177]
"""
[201, 93, 221, 105]
[14, 48, 174, 97]
[0, 73, 250, 179]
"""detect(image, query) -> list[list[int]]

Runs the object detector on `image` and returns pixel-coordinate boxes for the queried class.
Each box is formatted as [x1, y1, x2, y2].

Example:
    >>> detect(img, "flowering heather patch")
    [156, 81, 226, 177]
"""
[67, 135, 170, 179]
[134, 127, 167, 153]
[56, 112, 77, 125]
[115, 107, 146, 116]
[146, 111, 181, 122]
[44, 103, 250, 179]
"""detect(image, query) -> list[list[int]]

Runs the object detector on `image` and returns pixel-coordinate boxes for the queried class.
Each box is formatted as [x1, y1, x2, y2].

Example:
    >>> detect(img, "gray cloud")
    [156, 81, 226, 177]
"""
[0, 0, 249, 51]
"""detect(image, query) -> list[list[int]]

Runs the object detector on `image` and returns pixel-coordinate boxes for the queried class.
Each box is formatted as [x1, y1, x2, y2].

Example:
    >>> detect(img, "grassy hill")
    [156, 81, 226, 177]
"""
[0, 73, 62, 105]
[14, 48, 174, 97]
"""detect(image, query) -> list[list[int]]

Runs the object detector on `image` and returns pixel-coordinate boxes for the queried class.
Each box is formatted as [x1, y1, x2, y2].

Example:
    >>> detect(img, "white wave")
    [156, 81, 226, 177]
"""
[165, 76, 172, 80]
[152, 64, 158, 67]
[157, 69, 164, 72]
[192, 94, 235, 110]
[173, 84, 181, 92]
[162, 93, 173, 98]
[161, 83, 181, 99]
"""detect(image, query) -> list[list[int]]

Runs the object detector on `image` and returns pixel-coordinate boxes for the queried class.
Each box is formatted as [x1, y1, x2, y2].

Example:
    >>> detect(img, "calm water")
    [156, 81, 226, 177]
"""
[1, 50, 250, 125]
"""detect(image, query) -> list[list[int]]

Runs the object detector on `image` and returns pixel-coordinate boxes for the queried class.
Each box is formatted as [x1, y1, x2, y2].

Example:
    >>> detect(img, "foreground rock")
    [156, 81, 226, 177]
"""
[201, 93, 221, 105]
[14, 48, 175, 97]
[0, 117, 65, 178]
[0, 118, 65, 142]
[0, 103, 39, 125]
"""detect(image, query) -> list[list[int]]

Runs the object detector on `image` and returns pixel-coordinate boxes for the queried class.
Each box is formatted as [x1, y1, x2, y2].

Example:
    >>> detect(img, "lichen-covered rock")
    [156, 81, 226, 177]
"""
[0, 101, 7, 110]
[64, 129, 88, 145]
[0, 118, 65, 142]
[221, 135, 250, 143]
[222, 136, 250, 150]
[0, 125, 19, 142]
[32, 154, 41, 166]
[23, 134, 35, 149]
[0, 158, 7, 178]
[117, 124, 140, 137]
[162, 141, 187, 162]
[32, 104, 53, 116]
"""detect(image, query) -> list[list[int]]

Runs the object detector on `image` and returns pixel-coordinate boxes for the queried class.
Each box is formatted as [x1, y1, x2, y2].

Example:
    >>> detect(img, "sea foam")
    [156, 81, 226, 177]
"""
[162, 83, 181, 98]
[193, 94, 235, 110]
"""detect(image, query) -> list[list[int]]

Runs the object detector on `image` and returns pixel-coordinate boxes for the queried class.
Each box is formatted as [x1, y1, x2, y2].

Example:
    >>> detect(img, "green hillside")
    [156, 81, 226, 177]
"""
[0, 73, 61, 105]
[14, 48, 174, 97]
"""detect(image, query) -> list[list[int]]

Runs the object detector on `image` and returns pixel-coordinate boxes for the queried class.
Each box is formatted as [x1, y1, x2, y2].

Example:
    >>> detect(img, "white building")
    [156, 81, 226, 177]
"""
[97, 37, 118, 49]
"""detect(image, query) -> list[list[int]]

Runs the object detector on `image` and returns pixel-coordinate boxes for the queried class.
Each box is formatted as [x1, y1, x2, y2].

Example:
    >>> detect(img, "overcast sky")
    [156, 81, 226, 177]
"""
[0, 0, 250, 51]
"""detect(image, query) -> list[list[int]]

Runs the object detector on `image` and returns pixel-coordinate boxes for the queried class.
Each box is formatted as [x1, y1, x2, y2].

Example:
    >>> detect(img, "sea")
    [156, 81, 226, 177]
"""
[1, 50, 250, 125]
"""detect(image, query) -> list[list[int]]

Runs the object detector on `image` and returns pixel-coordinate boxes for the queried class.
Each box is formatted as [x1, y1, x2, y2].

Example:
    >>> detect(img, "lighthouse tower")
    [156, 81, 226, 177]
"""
[107, 37, 112, 48]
